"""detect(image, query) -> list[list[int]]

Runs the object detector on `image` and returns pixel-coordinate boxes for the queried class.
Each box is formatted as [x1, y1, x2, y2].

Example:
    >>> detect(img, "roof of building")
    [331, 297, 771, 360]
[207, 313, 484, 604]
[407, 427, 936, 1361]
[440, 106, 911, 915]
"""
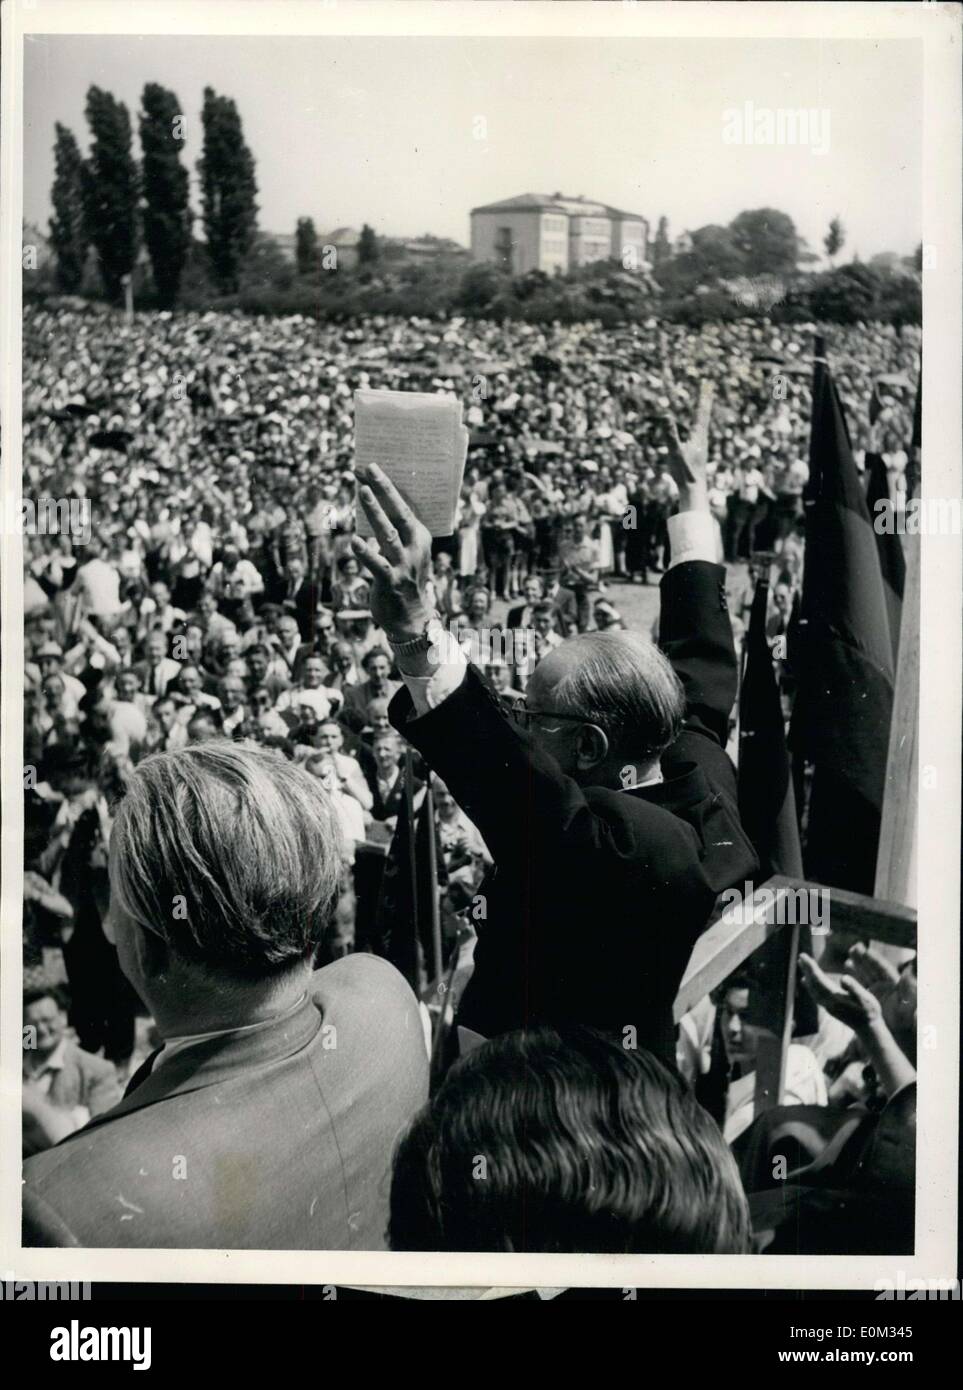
[471, 193, 645, 222]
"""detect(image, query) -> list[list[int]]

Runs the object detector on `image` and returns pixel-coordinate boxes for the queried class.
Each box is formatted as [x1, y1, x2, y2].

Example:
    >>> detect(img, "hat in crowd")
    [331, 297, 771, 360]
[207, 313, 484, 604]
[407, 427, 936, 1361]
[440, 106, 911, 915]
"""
[36, 641, 64, 659]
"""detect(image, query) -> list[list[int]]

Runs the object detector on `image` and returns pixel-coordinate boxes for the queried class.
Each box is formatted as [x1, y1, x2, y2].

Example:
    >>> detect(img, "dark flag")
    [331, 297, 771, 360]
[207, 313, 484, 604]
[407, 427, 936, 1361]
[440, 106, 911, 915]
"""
[789, 351, 895, 894]
[864, 450, 905, 659]
[376, 774, 446, 991]
[738, 575, 816, 1035]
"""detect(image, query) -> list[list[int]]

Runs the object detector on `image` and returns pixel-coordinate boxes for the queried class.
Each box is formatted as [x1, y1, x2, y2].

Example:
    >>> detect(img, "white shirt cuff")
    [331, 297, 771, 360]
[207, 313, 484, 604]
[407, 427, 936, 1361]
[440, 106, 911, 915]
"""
[401, 628, 468, 717]
[667, 510, 720, 568]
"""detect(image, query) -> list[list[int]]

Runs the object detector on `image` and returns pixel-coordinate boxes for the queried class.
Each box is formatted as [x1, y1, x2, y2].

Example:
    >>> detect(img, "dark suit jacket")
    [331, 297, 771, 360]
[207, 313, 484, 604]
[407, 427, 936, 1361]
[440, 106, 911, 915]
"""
[370, 771, 424, 823]
[267, 579, 323, 642]
[131, 658, 181, 699]
[389, 560, 757, 1062]
[548, 584, 578, 630]
[22, 955, 428, 1250]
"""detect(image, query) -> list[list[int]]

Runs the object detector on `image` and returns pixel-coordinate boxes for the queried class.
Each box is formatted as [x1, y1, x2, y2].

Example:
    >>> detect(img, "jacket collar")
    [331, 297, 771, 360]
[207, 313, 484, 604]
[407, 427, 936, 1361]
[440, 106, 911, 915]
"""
[625, 761, 711, 813]
[82, 993, 324, 1130]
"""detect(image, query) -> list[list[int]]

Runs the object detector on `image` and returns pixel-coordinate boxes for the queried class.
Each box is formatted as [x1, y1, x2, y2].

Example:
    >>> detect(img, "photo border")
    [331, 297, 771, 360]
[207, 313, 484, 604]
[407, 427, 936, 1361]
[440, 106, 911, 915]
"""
[2, 0, 959, 1291]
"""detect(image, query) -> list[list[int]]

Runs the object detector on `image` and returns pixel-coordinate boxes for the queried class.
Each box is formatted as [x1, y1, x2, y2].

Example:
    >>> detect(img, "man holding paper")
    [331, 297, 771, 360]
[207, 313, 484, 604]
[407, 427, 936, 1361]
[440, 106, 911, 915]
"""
[352, 382, 757, 1064]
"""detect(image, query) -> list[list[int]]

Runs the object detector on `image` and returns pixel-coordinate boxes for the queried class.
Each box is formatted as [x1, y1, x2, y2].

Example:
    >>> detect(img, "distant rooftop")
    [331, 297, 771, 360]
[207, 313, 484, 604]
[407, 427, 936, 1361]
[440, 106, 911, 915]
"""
[471, 192, 645, 221]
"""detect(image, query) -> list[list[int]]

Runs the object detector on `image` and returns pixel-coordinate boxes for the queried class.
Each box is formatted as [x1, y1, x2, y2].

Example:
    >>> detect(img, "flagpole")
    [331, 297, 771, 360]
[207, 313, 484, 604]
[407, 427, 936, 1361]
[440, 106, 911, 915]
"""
[874, 365, 920, 916]
[403, 746, 421, 975]
[423, 771, 443, 986]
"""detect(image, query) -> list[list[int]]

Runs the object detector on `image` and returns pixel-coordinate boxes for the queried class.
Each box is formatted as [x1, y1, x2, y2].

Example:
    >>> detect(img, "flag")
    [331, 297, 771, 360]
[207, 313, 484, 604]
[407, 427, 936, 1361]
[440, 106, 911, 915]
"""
[738, 575, 816, 1035]
[789, 354, 895, 893]
[375, 769, 445, 991]
[864, 450, 905, 659]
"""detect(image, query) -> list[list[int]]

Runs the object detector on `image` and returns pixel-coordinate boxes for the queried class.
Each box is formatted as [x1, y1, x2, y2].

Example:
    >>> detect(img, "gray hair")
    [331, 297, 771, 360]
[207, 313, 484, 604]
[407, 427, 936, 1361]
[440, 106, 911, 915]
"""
[550, 631, 685, 761]
[110, 740, 343, 978]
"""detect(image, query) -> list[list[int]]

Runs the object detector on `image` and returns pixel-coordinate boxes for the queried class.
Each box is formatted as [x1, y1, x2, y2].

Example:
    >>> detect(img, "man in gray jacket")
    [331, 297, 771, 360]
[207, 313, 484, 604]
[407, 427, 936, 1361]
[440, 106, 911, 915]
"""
[23, 741, 428, 1250]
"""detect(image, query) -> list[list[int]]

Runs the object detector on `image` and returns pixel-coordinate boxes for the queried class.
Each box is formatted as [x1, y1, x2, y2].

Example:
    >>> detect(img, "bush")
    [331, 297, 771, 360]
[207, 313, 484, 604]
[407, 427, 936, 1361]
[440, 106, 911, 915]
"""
[36, 236, 920, 330]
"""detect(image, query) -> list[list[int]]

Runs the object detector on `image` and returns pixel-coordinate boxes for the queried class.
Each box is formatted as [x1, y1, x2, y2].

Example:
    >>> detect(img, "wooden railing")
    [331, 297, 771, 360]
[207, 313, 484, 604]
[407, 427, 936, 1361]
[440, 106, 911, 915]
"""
[674, 874, 917, 1114]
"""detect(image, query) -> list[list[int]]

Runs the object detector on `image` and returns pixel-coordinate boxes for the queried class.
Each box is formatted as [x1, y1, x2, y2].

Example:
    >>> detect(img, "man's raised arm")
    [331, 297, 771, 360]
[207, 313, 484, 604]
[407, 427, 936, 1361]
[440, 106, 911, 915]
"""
[655, 383, 741, 785]
[349, 465, 657, 868]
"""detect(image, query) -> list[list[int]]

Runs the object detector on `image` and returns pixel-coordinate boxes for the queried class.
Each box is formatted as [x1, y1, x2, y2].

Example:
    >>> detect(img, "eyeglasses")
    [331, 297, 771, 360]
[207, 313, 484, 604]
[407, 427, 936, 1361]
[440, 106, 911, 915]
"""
[500, 699, 587, 733]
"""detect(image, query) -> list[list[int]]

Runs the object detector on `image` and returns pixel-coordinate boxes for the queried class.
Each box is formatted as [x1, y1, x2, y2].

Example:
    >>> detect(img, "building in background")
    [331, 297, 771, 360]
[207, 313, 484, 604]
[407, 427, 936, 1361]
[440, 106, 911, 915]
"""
[273, 226, 361, 269]
[470, 193, 648, 274]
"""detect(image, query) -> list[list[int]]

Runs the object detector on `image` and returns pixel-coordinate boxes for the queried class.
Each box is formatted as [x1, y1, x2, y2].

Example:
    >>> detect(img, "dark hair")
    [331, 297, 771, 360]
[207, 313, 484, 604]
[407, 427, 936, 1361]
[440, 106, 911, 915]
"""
[362, 646, 392, 672]
[23, 984, 68, 1013]
[389, 1026, 750, 1253]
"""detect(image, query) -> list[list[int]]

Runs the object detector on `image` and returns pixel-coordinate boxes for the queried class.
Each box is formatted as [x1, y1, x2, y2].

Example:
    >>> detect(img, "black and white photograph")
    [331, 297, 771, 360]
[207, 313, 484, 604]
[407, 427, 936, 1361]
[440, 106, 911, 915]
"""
[1, 0, 959, 1302]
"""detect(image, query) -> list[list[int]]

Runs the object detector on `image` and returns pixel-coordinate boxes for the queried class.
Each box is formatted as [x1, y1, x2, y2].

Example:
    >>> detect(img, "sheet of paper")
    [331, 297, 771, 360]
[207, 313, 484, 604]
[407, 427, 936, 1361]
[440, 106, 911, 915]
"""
[354, 389, 467, 538]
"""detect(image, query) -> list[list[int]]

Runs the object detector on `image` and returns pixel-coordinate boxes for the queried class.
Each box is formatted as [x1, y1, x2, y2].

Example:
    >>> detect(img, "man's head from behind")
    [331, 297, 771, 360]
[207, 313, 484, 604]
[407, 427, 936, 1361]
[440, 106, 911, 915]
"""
[521, 630, 684, 786]
[105, 742, 343, 1033]
[389, 1026, 750, 1253]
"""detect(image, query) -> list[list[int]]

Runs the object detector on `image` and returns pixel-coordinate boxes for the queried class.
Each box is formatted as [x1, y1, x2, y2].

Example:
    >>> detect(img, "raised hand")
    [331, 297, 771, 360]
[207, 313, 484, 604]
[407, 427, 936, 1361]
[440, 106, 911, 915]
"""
[662, 379, 715, 511]
[843, 941, 901, 999]
[350, 462, 435, 641]
[798, 953, 882, 1034]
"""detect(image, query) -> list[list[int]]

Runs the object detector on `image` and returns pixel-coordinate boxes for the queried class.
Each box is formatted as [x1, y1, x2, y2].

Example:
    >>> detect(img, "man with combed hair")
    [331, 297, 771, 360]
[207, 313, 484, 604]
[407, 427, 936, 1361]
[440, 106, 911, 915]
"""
[22, 742, 428, 1250]
[352, 383, 757, 1062]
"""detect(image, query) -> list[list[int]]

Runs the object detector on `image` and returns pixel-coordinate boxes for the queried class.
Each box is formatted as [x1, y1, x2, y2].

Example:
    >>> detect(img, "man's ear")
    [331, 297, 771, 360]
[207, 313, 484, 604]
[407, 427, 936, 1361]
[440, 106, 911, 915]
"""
[576, 723, 608, 772]
[135, 923, 170, 984]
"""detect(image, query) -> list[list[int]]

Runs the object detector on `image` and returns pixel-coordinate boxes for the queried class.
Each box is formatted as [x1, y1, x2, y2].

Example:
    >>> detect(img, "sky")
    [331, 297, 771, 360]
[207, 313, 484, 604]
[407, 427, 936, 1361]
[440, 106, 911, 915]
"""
[23, 33, 922, 258]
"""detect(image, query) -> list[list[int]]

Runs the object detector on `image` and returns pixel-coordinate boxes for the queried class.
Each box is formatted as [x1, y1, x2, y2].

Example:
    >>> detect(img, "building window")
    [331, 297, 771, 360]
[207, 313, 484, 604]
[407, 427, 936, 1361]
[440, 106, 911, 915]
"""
[495, 226, 514, 273]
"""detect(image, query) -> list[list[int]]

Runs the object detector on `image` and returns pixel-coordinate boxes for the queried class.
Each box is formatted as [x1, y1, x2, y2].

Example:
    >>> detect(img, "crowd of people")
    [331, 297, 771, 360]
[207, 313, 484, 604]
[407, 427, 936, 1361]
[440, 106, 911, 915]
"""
[20, 300, 919, 1254]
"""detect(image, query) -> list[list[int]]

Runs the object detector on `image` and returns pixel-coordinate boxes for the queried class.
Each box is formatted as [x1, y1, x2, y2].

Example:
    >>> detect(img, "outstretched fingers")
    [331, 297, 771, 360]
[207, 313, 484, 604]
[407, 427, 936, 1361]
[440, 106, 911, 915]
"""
[693, 379, 716, 447]
[356, 478, 405, 562]
[357, 462, 416, 542]
[350, 533, 392, 580]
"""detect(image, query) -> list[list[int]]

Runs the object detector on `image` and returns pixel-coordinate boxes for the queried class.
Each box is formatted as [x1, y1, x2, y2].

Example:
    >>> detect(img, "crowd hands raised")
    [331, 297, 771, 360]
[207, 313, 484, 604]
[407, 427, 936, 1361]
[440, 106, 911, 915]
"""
[21, 302, 918, 1255]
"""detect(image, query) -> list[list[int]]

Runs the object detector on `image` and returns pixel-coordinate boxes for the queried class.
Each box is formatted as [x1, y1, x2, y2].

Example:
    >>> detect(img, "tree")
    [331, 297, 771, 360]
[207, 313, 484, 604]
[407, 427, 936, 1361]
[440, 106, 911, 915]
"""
[295, 216, 319, 275]
[358, 223, 380, 265]
[48, 124, 87, 293]
[81, 87, 139, 301]
[139, 84, 193, 307]
[241, 233, 294, 292]
[653, 224, 745, 295]
[651, 215, 671, 268]
[728, 208, 800, 275]
[824, 216, 845, 267]
[806, 262, 878, 323]
[689, 225, 747, 278]
[456, 262, 507, 314]
[197, 86, 259, 294]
